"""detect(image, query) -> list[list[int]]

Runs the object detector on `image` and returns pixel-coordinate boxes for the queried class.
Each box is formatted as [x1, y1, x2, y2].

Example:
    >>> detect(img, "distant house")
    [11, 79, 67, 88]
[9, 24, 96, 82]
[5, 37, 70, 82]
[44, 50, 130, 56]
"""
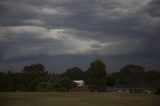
[114, 84, 157, 94]
[71, 80, 89, 92]
[73, 80, 85, 87]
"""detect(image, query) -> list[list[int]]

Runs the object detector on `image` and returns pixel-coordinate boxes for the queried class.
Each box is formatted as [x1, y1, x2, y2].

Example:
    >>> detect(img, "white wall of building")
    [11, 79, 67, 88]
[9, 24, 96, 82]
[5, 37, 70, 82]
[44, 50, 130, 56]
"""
[73, 80, 85, 87]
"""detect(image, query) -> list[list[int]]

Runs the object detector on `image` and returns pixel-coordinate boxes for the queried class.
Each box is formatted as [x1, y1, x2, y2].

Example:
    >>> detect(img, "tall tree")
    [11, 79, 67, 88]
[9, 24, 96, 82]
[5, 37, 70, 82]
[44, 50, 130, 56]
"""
[63, 67, 84, 80]
[145, 70, 160, 85]
[0, 72, 8, 91]
[118, 65, 145, 84]
[21, 64, 48, 91]
[88, 59, 107, 92]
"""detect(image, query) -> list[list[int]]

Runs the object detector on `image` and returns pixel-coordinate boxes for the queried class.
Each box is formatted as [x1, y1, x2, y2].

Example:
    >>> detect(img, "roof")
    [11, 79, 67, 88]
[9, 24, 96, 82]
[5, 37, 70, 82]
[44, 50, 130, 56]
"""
[73, 80, 84, 83]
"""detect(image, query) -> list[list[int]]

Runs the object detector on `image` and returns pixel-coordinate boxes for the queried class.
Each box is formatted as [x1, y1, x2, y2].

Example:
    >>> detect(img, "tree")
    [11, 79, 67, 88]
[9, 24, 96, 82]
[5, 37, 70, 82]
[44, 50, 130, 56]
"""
[60, 78, 73, 92]
[21, 64, 48, 91]
[35, 82, 48, 92]
[154, 88, 160, 95]
[83, 70, 90, 85]
[0, 72, 8, 91]
[88, 59, 107, 92]
[22, 64, 45, 76]
[145, 70, 160, 85]
[107, 74, 115, 86]
[63, 67, 84, 80]
[47, 77, 74, 92]
[35, 77, 74, 92]
[7, 71, 15, 91]
[118, 65, 145, 84]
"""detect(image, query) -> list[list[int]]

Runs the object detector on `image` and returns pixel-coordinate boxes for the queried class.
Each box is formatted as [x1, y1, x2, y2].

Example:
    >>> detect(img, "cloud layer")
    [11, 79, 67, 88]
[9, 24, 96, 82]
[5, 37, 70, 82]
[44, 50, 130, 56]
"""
[0, 0, 160, 72]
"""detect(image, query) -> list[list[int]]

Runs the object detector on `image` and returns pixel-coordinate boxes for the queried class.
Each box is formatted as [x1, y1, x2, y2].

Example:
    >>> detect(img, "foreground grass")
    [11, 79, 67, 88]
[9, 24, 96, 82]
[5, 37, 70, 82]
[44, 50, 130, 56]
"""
[0, 92, 160, 106]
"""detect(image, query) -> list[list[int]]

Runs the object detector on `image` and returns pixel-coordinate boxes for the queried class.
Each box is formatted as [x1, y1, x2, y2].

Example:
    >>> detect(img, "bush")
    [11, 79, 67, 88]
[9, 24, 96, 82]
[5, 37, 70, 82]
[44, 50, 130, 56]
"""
[35, 77, 74, 92]
[154, 88, 160, 95]
[35, 82, 48, 92]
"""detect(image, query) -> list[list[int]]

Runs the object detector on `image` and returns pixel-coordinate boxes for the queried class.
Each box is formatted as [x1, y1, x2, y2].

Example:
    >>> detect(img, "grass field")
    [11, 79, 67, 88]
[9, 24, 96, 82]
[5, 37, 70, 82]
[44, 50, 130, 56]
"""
[0, 92, 160, 106]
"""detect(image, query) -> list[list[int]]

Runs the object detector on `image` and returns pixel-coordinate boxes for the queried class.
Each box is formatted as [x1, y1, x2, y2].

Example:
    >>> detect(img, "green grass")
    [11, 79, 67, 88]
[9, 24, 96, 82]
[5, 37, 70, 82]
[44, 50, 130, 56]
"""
[0, 92, 160, 106]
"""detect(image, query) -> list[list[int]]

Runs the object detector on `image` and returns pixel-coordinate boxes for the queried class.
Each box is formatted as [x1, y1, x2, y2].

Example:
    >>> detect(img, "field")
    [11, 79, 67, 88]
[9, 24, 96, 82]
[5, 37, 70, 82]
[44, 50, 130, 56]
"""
[0, 92, 160, 106]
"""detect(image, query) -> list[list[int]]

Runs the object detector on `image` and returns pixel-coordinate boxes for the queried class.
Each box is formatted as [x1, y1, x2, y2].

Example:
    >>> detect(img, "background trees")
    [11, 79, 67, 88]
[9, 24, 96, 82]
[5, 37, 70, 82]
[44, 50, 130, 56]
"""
[145, 70, 160, 85]
[20, 64, 50, 91]
[88, 59, 107, 92]
[62, 67, 85, 80]
[114, 65, 145, 84]
[0, 72, 8, 91]
[0, 61, 160, 92]
[35, 77, 74, 92]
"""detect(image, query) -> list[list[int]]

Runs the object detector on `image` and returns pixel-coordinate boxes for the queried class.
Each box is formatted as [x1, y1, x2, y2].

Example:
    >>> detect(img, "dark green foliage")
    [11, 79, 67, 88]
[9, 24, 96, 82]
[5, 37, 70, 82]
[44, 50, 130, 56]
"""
[83, 70, 90, 85]
[154, 88, 160, 95]
[20, 64, 50, 91]
[0, 72, 8, 91]
[35, 82, 48, 92]
[22, 64, 45, 74]
[88, 59, 107, 92]
[35, 77, 74, 92]
[117, 65, 145, 84]
[0, 64, 51, 92]
[0, 61, 160, 92]
[60, 78, 73, 91]
[145, 70, 160, 85]
[110, 65, 160, 87]
[107, 74, 115, 86]
[63, 67, 85, 80]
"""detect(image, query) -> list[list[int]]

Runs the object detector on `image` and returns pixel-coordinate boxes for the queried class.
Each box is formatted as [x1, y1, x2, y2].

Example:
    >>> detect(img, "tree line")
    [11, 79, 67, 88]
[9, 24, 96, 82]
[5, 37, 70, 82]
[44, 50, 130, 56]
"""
[0, 59, 160, 93]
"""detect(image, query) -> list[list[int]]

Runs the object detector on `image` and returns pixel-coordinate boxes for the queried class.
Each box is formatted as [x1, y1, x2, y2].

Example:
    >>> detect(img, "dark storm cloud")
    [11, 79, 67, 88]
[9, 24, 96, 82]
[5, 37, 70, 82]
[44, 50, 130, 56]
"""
[0, 0, 160, 72]
[144, 0, 160, 17]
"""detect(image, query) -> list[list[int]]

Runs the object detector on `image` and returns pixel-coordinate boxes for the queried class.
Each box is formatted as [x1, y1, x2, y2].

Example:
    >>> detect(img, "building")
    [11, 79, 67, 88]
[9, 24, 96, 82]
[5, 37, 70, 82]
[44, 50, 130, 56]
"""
[73, 80, 85, 87]
[71, 80, 89, 92]
[114, 84, 157, 94]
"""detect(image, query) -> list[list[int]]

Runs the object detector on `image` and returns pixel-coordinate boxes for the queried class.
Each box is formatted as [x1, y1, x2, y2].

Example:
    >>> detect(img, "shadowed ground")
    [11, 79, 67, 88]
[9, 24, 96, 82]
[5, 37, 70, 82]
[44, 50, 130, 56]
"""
[0, 92, 160, 106]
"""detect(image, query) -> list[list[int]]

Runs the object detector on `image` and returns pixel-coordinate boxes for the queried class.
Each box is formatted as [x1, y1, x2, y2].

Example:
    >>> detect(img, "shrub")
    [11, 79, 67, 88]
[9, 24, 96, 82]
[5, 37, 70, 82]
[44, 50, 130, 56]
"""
[154, 88, 160, 95]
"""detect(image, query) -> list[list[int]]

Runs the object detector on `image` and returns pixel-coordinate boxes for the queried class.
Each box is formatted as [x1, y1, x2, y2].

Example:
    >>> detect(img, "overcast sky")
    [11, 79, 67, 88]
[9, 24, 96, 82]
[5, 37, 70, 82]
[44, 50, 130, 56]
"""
[0, 0, 160, 73]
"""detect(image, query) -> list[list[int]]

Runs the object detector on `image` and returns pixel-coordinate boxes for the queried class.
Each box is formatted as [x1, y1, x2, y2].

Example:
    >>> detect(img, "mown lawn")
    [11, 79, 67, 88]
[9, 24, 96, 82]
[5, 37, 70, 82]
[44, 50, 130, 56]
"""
[0, 92, 160, 106]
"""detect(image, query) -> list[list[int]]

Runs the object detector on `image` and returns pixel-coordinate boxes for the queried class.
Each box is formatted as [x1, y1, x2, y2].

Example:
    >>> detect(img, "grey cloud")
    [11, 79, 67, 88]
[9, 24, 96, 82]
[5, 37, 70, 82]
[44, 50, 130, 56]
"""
[0, 26, 108, 59]
[0, 0, 160, 72]
[143, 0, 160, 17]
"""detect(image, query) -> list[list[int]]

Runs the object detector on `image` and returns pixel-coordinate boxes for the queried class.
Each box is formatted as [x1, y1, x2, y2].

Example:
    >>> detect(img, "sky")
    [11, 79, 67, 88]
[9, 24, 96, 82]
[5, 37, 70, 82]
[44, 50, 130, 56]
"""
[0, 0, 160, 73]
